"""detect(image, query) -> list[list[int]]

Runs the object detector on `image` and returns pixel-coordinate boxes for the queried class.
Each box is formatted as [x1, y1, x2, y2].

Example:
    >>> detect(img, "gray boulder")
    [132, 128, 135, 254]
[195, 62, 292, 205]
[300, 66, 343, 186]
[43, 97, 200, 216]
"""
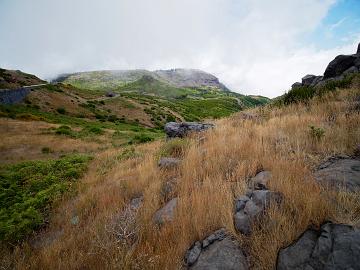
[291, 82, 302, 89]
[323, 54, 359, 79]
[234, 189, 283, 235]
[314, 156, 360, 192]
[249, 171, 272, 190]
[153, 198, 178, 225]
[164, 122, 214, 138]
[251, 190, 283, 208]
[234, 211, 251, 235]
[302, 75, 318, 86]
[158, 157, 181, 168]
[235, 195, 250, 212]
[277, 223, 360, 270]
[185, 229, 248, 269]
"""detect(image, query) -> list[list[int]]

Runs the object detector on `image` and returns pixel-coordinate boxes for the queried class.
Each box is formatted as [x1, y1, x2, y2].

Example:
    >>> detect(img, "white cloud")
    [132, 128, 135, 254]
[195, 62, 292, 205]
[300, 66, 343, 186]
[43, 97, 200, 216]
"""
[0, 0, 358, 97]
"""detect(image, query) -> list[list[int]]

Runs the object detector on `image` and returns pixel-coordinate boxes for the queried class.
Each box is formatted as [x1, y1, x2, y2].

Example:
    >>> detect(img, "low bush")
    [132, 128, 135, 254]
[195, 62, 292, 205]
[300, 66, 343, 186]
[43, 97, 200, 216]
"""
[55, 125, 73, 136]
[56, 107, 66, 114]
[130, 133, 154, 144]
[158, 138, 190, 158]
[0, 155, 91, 243]
[309, 125, 325, 141]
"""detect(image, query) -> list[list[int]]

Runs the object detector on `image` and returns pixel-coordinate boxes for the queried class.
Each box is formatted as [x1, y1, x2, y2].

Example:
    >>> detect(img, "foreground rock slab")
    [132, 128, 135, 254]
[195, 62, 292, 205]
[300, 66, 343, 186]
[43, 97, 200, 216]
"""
[164, 122, 214, 138]
[277, 223, 360, 270]
[153, 198, 178, 225]
[185, 229, 248, 270]
[314, 155, 360, 192]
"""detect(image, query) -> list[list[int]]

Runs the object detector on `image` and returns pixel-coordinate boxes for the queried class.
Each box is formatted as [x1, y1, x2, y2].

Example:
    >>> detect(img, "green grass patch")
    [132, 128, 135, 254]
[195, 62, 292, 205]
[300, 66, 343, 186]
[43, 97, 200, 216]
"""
[0, 155, 91, 243]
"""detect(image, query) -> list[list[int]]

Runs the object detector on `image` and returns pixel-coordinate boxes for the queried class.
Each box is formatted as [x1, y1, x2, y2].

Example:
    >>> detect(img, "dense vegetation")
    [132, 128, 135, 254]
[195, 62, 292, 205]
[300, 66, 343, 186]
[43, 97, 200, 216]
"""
[276, 73, 359, 105]
[0, 155, 91, 242]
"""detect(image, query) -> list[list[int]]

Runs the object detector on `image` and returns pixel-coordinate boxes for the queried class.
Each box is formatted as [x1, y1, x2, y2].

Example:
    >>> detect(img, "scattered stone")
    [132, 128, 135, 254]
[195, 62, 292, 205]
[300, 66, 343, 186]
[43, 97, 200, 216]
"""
[234, 171, 283, 235]
[234, 195, 250, 212]
[158, 157, 181, 168]
[186, 241, 202, 266]
[277, 223, 360, 270]
[243, 200, 262, 218]
[129, 196, 143, 209]
[239, 112, 260, 121]
[161, 178, 178, 201]
[185, 229, 248, 270]
[314, 155, 360, 192]
[251, 190, 283, 208]
[105, 91, 116, 97]
[291, 82, 302, 89]
[249, 171, 272, 190]
[302, 74, 318, 86]
[164, 122, 214, 138]
[234, 211, 251, 235]
[70, 215, 79, 225]
[153, 198, 178, 225]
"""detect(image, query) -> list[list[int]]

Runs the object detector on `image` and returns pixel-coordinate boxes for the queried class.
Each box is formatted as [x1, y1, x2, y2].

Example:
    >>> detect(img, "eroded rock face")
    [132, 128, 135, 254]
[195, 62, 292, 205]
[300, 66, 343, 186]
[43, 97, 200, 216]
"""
[277, 223, 360, 270]
[314, 155, 360, 192]
[153, 198, 178, 225]
[164, 122, 214, 138]
[185, 229, 249, 270]
[323, 54, 359, 79]
[158, 157, 181, 169]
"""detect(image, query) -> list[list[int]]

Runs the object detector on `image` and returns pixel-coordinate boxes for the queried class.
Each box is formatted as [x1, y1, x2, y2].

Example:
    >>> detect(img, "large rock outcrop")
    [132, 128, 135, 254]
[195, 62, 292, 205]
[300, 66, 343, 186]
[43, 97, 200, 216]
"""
[314, 155, 360, 192]
[164, 122, 214, 138]
[291, 42, 360, 89]
[277, 223, 360, 270]
[185, 229, 249, 270]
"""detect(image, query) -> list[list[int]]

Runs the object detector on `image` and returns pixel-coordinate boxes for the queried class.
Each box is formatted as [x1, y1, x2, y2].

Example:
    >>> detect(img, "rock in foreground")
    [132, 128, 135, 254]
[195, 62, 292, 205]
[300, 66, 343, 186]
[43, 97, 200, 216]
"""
[277, 223, 360, 270]
[164, 122, 214, 138]
[314, 155, 360, 192]
[185, 229, 248, 270]
[153, 198, 178, 225]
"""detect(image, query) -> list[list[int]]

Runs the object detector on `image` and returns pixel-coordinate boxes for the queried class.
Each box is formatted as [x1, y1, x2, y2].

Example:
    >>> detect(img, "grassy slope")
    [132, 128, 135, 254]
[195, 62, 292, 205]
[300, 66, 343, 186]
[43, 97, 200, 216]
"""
[3, 79, 359, 269]
[0, 68, 45, 89]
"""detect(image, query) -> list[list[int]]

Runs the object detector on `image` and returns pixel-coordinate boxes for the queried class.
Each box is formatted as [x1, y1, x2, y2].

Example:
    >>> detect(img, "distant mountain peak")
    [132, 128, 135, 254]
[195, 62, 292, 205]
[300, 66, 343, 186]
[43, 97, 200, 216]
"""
[55, 68, 229, 91]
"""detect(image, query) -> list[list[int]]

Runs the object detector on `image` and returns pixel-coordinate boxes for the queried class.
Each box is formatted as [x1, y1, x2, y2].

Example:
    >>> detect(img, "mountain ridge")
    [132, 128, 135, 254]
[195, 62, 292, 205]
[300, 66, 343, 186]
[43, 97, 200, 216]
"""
[54, 68, 230, 91]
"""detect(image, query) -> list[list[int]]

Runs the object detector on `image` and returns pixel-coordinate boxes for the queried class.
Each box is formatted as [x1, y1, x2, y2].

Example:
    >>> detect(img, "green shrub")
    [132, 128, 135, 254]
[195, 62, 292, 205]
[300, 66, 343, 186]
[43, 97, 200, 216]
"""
[309, 125, 325, 141]
[116, 147, 140, 161]
[0, 155, 91, 242]
[56, 107, 66, 114]
[130, 133, 154, 144]
[41, 147, 52, 154]
[55, 125, 73, 136]
[86, 126, 104, 135]
[283, 86, 315, 105]
[158, 138, 190, 158]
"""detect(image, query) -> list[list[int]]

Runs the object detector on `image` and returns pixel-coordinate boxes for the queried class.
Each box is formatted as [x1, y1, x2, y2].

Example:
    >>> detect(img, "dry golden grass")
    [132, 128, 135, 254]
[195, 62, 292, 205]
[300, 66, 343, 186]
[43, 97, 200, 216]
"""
[3, 87, 360, 269]
[0, 118, 107, 163]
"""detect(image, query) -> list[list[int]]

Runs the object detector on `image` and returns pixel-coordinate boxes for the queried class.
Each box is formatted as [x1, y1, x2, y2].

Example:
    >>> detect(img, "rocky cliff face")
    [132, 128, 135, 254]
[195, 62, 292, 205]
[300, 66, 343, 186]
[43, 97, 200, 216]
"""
[153, 69, 229, 90]
[291, 42, 360, 89]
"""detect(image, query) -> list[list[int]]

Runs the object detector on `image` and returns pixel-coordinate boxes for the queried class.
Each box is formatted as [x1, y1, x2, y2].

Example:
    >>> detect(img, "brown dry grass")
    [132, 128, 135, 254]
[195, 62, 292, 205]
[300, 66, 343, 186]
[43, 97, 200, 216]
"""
[0, 118, 106, 164]
[2, 87, 360, 269]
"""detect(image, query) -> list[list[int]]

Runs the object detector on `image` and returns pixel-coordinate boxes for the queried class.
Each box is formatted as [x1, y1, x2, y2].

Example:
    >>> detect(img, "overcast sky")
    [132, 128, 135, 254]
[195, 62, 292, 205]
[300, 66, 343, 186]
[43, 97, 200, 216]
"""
[1, 0, 360, 97]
